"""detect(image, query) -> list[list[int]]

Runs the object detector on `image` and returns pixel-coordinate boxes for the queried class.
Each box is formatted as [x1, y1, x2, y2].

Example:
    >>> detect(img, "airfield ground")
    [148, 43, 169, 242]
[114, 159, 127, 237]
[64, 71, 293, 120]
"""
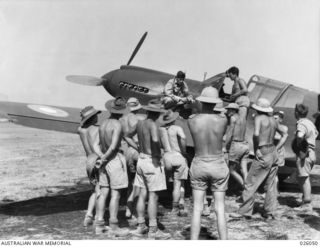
[0, 122, 320, 240]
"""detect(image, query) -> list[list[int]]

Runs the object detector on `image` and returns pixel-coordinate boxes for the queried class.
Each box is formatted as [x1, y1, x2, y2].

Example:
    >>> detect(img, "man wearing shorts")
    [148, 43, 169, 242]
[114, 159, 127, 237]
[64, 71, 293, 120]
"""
[188, 87, 229, 240]
[293, 104, 318, 209]
[225, 103, 249, 188]
[120, 97, 145, 218]
[78, 106, 103, 227]
[131, 99, 171, 239]
[95, 97, 130, 236]
[159, 110, 188, 216]
[235, 98, 287, 219]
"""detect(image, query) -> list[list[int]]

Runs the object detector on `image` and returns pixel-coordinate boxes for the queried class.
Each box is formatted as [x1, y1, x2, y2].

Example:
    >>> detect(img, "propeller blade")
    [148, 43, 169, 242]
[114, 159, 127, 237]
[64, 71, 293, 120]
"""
[66, 75, 104, 86]
[127, 32, 148, 66]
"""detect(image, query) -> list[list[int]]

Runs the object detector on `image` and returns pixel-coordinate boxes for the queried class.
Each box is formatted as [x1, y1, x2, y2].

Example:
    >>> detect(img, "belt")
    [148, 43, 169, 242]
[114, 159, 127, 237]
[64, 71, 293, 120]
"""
[258, 143, 274, 149]
[233, 140, 245, 142]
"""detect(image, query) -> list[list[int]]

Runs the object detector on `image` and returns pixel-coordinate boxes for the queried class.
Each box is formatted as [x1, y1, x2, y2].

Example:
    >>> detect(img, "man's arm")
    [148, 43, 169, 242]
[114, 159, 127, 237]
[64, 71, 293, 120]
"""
[253, 116, 261, 153]
[296, 123, 307, 158]
[275, 124, 288, 151]
[150, 122, 161, 153]
[164, 80, 174, 96]
[123, 115, 139, 150]
[225, 116, 236, 150]
[91, 129, 104, 157]
[101, 123, 122, 162]
[231, 78, 248, 99]
[177, 126, 187, 155]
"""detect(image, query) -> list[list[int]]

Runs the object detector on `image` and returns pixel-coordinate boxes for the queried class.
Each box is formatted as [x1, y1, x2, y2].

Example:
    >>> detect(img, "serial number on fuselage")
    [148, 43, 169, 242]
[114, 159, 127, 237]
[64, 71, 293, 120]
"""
[119, 81, 149, 94]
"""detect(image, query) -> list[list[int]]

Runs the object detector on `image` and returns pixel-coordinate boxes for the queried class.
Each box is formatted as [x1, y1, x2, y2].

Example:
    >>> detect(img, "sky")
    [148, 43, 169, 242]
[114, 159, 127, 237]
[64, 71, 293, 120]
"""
[0, 0, 319, 110]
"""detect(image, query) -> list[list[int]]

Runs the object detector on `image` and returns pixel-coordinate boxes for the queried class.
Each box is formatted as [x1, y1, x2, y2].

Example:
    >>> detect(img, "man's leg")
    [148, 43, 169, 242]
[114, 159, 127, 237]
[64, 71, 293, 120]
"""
[179, 180, 185, 206]
[213, 191, 227, 240]
[172, 179, 181, 213]
[95, 186, 109, 234]
[84, 190, 97, 226]
[239, 160, 270, 215]
[298, 176, 312, 203]
[131, 187, 148, 236]
[229, 162, 244, 187]
[263, 166, 278, 216]
[148, 191, 159, 232]
[240, 158, 248, 182]
[191, 189, 205, 240]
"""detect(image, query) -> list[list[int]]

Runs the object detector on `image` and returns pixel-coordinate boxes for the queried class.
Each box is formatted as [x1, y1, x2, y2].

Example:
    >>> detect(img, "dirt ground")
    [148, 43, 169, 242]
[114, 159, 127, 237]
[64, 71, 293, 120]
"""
[0, 122, 320, 240]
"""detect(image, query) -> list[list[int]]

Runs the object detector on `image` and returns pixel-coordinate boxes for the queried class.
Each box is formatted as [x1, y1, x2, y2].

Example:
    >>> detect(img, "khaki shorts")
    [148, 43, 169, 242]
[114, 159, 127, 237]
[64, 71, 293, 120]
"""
[190, 154, 230, 192]
[228, 140, 249, 165]
[134, 153, 167, 192]
[86, 153, 99, 186]
[98, 153, 128, 189]
[296, 149, 316, 177]
[235, 95, 250, 108]
[162, 151, 189, 181]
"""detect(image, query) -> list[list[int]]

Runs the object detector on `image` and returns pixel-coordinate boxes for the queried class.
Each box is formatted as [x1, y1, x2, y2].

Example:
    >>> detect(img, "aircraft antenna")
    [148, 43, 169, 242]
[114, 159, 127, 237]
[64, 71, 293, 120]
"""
[203, 72, 207, 81]
[127, 32, 148, 66]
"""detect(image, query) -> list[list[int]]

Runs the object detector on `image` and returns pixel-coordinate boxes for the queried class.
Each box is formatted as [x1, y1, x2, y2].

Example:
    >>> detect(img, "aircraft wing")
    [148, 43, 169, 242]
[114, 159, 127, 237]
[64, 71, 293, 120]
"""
[0, 101, 109, 134]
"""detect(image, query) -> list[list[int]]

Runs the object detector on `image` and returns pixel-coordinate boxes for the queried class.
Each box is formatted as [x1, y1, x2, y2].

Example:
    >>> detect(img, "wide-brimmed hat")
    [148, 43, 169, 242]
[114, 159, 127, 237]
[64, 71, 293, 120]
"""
[127, 97, 142, 112]
[80, 106, 101, 127]
[105, 97, 129, 114]
[142, 99, 166, 113]
[251, 98, 273, 113]
[213, 102, 226, 112]
[196, 87, 222, 104]
[225, 103, 239, 111]
[159, 110, 179, 125]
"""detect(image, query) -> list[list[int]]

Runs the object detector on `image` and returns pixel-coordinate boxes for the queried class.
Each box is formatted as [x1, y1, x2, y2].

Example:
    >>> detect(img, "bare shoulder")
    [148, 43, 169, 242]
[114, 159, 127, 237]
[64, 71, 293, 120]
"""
[77, 126, 83, 134]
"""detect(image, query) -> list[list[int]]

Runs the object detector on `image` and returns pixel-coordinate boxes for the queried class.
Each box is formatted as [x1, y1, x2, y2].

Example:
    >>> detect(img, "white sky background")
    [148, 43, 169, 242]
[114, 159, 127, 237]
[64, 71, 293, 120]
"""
[0, 0, 319, 110]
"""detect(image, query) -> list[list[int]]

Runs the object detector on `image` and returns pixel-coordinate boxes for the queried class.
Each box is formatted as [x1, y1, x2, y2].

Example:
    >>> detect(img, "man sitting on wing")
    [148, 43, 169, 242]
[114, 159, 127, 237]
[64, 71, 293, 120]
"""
[162, 71, 194, 110]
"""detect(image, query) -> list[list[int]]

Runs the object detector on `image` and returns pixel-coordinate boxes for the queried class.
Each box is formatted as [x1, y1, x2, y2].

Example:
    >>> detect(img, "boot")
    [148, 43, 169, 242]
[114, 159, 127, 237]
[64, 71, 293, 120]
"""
[94, 220, 109, 235]
[83, 214, 94, 227]
[148, 226, 171, 240]
[108, 222, 130, 237]
[130, 223, 148, 237]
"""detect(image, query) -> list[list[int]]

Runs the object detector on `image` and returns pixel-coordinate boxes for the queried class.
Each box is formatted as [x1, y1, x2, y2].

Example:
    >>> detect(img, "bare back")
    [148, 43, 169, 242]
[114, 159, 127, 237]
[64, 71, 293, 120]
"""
[137, 119, 161, 157]
[188, 114, 228, 156]
[78, 126, 100, 157]
[159, 125, 185, 153]
[233, 113, 247, 141]
[254, 114, 277, 147]
[99, 119, 122, 154]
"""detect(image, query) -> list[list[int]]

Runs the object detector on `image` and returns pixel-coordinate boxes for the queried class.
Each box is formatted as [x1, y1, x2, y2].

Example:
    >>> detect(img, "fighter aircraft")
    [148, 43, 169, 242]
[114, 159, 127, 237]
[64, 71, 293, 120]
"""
[0, 32, 319, 179]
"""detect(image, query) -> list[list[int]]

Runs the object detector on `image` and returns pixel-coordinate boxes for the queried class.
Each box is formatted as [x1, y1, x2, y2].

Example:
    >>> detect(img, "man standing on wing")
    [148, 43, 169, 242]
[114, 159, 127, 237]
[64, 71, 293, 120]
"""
[95, 97, 130, 236]
[235, 98, 287, 219]
[159, 110, 189, 216]
[188, 87, 229, 240]
[78, 106, 103, 227]
[131, 99, 171, 239]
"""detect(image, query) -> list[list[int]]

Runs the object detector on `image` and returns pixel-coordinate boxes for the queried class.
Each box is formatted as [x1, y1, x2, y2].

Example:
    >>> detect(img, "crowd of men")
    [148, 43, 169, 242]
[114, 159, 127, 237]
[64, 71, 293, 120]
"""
[77, 67, 318, 240]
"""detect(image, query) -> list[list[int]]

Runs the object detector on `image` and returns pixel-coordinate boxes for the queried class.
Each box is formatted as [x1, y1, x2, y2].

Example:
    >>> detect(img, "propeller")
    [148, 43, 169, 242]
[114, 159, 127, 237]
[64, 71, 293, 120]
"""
[65, 75, 105, 86]
[127, 32, 148, 66]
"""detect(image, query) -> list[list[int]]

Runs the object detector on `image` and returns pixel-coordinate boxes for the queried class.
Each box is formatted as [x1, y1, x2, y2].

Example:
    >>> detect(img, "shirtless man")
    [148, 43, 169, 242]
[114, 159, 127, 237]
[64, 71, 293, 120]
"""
[95, 97, 130, 236]
[293, 104, 318, 209]
[236, 98, 287, 219]
[78, 106, 103, 227]
[188, 87, 229, 240]
[120, 97, 145, 219]
[225, 103, 249, 188]
[131, 99, 171, 239]
[159, 110, 188, 216]
[273, 111, 288, 168]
